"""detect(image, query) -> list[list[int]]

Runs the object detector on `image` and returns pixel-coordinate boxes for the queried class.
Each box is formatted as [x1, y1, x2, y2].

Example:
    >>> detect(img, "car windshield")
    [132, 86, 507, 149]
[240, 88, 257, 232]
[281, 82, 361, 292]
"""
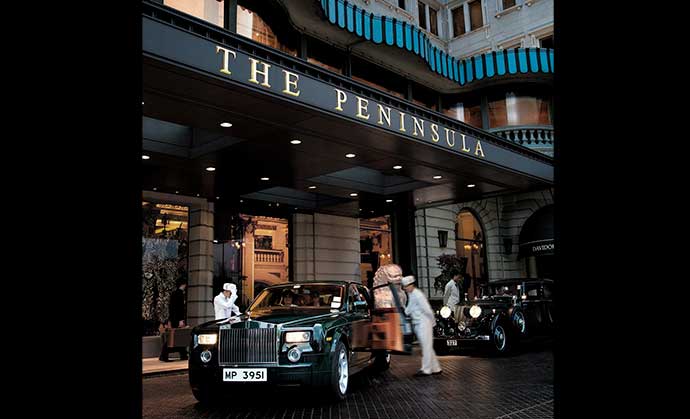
[248, 284, 345, 311]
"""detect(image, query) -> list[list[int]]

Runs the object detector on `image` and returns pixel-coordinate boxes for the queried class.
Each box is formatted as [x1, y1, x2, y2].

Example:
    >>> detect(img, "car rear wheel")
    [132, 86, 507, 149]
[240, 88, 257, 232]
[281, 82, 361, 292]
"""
[513, 310, 528, 338]
[328, 341, 349, 401]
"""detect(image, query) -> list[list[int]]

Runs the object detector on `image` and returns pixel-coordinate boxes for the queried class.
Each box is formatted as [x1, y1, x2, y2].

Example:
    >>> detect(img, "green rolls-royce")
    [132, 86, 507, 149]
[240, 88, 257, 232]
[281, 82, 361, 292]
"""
[189, 281, 412, 403]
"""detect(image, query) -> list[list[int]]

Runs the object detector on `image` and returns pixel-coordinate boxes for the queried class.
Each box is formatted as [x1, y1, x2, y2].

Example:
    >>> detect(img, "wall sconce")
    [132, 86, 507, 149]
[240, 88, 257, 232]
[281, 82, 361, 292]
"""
[438, 230, 448, 248]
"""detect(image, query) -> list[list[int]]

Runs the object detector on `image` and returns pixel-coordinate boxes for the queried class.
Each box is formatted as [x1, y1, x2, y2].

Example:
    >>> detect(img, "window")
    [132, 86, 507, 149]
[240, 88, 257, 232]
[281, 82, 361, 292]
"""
[398, 0, 406, 10]
[348, 284, 368, 311]
[540, 35, 554, 49]
[501, 0, 516, 10]
[236, 3, 298, 56]
[307, 36, 345, 74]
[411, 81, 439, 111]
[488, 92, 552, 127]
[418, 1, 428, 31]
[429, 7, 438, 36]
[456, 210, 487, 300]
[351, 56, 406, 99]
[452, 7, 466, 37]
[164, 0, 224, 27]
[443, 96, 482, 127]
[469, 0, 483, 31]
[142, 201, 190, 336]
[360, 216, 393, 288]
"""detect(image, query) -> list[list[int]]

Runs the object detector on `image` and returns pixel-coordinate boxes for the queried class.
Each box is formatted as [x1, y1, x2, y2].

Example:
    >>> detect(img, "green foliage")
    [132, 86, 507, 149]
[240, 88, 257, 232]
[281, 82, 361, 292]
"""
[433, 254, 467, 294]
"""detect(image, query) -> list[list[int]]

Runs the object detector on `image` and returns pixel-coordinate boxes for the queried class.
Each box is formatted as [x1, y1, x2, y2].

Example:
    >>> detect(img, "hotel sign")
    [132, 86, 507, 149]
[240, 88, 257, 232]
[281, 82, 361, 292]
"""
[143, 17, 553, 182]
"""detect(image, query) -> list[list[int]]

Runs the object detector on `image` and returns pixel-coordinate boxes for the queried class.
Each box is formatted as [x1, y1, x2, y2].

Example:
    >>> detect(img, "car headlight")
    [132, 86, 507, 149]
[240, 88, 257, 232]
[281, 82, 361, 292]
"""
[440, 306, 452, 319]
[285, 331, 311, 343]
[198, 334, 217, 345]
[469, 305, 482, 318]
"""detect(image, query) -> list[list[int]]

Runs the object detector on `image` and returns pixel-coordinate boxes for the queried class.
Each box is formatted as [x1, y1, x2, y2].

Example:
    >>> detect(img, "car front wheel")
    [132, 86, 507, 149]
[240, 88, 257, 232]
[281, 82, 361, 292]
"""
[492, 321, 514, 355]
[328, 341, 349, 401]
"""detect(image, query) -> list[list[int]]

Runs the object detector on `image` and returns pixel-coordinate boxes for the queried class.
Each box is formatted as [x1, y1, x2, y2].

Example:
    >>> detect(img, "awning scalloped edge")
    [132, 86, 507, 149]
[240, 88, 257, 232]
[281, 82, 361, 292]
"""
[318, 0, 553, 87]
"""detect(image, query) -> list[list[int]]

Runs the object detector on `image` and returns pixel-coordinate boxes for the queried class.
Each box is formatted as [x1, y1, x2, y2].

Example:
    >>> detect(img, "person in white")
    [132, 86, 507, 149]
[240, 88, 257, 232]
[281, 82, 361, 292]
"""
[443, 270, 462, 319]
[214, 283, 241, 320]
[402, 275, 442, 377]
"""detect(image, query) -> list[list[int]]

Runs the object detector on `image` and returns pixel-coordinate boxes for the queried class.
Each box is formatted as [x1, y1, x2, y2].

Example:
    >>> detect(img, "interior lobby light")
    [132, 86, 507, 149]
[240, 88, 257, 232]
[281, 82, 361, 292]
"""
[393, 165, 403, 170]
[433, 175, 442, 179]
[290, 139, 302, 145]
[220, 122, 233, 128]
[345, 153, 356, 158]
[350, 193, 358, 197]
[142, 155, 150, 160]
[467, 184, 476, 188]
[206, 166, 216, 172]
[261, 177, 270, 181]
[308, 185, 317, 189]
[386, 199, 393, 203]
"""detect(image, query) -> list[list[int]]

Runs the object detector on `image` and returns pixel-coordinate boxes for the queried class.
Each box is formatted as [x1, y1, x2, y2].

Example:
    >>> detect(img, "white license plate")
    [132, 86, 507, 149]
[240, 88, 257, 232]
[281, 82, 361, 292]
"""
[223, 368, 267, 382]
[446, 339, 458, 346]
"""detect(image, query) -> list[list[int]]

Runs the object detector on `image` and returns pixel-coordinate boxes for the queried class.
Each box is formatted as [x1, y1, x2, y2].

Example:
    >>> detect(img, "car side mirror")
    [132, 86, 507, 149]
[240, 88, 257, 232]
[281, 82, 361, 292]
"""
[353, 300, 368, 313]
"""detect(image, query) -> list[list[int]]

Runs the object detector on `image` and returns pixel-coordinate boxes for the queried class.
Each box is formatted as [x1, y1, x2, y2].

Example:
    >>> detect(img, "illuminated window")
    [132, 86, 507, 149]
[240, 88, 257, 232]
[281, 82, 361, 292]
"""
[455, 210, 487, 299]
[236, 4, 297, 56]
[163, 0, 224, 27]
[360, 216, 393, 288]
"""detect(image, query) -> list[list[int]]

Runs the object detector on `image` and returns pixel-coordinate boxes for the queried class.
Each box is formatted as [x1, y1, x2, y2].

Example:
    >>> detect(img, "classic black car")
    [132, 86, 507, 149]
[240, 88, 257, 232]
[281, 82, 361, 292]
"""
[189, 281, 412, 403]
[433, 278, 554, 355]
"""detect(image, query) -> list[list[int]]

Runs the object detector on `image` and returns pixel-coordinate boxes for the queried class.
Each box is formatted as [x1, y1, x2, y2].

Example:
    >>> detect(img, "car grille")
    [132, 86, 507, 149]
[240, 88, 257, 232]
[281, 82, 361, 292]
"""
[219, 328, 278, 365]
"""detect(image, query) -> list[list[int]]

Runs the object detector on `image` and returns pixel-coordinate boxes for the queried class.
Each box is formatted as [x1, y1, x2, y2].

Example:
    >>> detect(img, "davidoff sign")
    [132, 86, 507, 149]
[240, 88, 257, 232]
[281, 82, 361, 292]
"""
[215, 45, 485, 159]
[142, 17, 553, 181]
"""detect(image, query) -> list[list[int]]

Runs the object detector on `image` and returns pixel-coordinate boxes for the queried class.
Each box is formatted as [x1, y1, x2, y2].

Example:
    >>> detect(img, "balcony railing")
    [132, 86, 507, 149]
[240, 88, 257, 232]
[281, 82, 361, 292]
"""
[255, 249, 285, 264]
[489, 125, 554, 147]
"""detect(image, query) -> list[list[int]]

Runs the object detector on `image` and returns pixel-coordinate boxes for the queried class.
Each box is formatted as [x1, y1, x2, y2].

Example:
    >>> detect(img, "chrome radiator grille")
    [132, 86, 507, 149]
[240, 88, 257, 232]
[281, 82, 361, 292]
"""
[219, 328, 278, 365]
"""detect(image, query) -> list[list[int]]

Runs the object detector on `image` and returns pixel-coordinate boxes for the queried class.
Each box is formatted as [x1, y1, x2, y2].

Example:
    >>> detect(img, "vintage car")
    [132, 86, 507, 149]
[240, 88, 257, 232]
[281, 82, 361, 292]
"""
[189, 281, 412, 403]
[433, 278, 554, 355]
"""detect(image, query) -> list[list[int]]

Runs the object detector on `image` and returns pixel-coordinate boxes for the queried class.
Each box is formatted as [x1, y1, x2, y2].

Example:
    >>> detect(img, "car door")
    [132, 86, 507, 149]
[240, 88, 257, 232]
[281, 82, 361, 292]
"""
[345, 284, 373, 368]
[350, 282, 413, 355]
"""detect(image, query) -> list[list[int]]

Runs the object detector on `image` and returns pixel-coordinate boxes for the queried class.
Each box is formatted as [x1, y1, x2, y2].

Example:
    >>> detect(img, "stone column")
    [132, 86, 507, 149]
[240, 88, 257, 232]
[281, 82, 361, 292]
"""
[187, 202, 215, 327]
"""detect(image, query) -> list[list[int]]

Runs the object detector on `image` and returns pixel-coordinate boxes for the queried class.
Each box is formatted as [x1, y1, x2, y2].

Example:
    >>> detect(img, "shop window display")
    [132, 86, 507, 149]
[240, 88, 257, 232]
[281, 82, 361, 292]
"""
[142, 201, 189, 336]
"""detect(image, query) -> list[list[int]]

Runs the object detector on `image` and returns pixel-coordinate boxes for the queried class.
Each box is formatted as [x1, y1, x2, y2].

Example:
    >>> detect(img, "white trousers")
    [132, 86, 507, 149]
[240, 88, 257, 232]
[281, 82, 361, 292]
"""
[413, 319, 441, 374]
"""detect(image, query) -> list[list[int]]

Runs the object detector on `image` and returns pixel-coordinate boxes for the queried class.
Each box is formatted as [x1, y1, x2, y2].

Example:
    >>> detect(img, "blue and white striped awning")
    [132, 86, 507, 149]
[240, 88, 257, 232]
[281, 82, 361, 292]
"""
[318, 0, 553, 87]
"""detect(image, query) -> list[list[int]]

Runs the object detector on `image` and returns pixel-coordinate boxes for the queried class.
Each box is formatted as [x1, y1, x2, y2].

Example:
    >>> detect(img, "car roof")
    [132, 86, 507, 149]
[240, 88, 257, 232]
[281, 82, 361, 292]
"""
[488, 278, 553, 285]
[264, 281, 358, 290]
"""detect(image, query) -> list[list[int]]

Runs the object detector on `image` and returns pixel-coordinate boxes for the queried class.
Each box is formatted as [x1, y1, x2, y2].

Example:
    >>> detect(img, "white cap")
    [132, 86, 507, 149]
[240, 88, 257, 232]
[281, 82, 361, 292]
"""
[223, 283, 236, 292]
[401, 275, 415, 287]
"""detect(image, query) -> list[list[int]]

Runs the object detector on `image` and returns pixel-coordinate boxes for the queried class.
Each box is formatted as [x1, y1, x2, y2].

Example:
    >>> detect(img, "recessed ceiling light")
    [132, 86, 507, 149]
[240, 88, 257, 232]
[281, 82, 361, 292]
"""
[345, 153, 356, 158]
[142, 155, 150, 160]
[153, 187, 157, 191]
[433, 175, 442, 180]
[175, 191, 179, 194]
[240, 199, 243, 203]
[294, 207, 298, 210]
[216, 196, 220, 199]
[359, 208, 362, 211]
[196, 193, 200, 197]
[269, 203, 272, 207]
[393, 165, 403, 170]
[276, 203, 280, 207]
[206, 166, 216, 172]
[142, 101, 145, 105]
[350, 193, 358, 197]
[290, 139, 302, 145]
[261, 177, 270, 181]
[467, 184, 476, 188]
[220, 122, 233, 128]
[386, 199, 393, 203]
[308, 185, 317, 189]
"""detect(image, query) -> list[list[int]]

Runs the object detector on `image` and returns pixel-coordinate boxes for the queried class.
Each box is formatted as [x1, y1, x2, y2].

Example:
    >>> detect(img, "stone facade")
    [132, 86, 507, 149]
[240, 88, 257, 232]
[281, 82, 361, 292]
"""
[414, 188, 553, 300]
[292, 213, 361, 283]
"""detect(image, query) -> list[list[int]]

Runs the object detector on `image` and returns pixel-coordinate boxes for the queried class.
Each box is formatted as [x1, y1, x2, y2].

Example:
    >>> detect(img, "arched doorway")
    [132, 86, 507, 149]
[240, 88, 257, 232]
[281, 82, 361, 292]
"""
[518, 205, 554, 279]
[456, 209, 488, 300]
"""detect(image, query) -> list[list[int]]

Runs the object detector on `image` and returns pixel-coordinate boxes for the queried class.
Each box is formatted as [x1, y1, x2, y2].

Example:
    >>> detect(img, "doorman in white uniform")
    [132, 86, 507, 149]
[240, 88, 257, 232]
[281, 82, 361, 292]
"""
[214, 283, 241, 320]
[402, 275, 442, 377]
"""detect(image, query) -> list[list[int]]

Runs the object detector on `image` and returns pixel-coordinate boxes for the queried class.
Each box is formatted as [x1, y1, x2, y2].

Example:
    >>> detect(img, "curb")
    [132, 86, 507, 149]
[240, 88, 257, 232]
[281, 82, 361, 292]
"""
[143, 368, 188, 378]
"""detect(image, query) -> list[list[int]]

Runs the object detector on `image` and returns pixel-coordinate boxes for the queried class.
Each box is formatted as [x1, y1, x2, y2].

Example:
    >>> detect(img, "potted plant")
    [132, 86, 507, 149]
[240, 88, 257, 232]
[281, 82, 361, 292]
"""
[433, 254, 468, 295]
